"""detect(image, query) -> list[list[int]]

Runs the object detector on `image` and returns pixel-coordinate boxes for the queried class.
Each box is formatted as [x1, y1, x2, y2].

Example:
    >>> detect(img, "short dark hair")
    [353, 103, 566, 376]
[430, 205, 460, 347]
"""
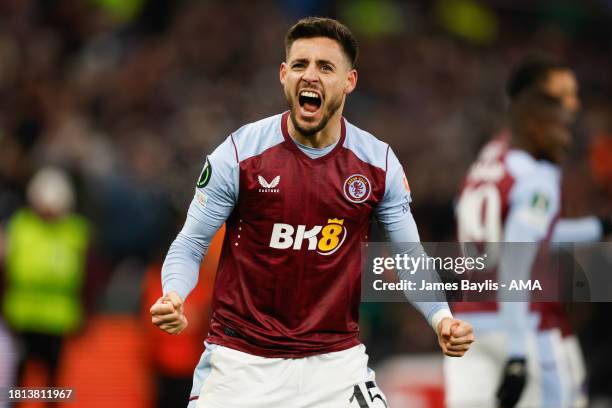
[285, 17, 359, 68]
[506, 55, 570, 100]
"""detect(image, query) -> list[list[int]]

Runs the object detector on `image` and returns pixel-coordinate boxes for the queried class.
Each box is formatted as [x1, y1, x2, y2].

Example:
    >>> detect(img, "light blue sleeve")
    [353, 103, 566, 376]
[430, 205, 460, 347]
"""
[161, 136, 239, 301]
[374, 147, 413, 233]
[552, 216, 602, 243]
[499, 178, 559, 357]
[375, 147, 452, 331]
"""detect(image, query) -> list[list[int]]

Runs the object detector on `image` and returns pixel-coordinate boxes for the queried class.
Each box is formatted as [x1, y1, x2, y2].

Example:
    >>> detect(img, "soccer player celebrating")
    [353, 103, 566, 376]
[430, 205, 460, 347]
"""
[150, 17, 473, 408]
[448, 57, 606, 408]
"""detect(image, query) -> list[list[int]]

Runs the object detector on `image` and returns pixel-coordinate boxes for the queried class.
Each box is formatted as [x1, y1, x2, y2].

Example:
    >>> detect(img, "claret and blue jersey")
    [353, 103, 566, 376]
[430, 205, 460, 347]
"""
[162, 111, 451, 358]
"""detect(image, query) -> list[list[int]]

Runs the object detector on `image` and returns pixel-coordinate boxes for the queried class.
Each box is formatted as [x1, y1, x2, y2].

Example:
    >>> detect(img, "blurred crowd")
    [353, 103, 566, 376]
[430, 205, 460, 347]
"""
[1, 0, 612, 406]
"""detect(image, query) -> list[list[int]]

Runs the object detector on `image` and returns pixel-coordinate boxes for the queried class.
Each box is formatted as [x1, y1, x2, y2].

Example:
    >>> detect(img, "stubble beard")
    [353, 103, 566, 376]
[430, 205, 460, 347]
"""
[286, 90, 343, 137]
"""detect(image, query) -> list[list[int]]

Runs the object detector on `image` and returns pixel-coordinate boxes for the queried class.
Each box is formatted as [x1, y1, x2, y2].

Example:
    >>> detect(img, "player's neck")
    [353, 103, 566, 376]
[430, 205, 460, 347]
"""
[511, 136, 554, 163]
[511, 139, 534, 157]
[288, 109, 343, 149]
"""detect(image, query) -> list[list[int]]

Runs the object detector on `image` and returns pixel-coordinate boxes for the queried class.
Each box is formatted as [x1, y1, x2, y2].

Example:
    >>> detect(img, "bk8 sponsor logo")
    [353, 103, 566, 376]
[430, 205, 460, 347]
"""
[269, 218, 347, 255]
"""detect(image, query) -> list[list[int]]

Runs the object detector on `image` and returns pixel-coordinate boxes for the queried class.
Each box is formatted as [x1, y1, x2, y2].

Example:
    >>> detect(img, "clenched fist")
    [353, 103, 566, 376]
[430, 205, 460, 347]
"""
[150, 291, 188, 335]
[436, 317, 474, 357]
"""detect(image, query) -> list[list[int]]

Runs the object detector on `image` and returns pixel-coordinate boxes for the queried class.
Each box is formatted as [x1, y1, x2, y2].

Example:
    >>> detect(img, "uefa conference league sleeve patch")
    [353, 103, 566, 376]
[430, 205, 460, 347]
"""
[196, 158, 212, 188]
[516, 191, 552, 233]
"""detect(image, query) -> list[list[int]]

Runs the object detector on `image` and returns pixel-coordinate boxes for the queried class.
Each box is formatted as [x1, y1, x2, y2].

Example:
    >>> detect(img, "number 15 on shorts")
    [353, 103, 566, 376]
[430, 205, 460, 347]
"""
[349, 380, 388, 408]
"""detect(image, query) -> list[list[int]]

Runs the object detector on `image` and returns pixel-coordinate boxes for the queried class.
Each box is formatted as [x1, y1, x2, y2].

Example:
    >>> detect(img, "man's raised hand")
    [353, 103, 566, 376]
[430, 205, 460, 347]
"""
[437, 317, 474, 357]
[150, 291, 188, 335]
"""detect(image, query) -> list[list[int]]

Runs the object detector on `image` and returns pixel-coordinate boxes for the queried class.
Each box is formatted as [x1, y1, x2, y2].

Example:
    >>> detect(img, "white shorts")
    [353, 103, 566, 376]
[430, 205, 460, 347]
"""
[539, 333, 587, 408]
[444, 315, 587, 408]
[187, 343, 388, 408]
[563, 335, 587, 407]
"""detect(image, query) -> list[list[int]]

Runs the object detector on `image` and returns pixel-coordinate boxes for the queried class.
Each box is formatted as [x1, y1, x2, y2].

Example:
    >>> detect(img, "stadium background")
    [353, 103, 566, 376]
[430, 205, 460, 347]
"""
[1, 0, 612, 406]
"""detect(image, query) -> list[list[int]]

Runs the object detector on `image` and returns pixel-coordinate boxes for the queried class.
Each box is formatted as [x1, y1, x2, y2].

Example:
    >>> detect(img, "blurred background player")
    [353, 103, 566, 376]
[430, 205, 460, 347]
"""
[450, 89, 570, 408]
[150, 17, 473, 408]
[507, 57, 612, 408]
[448, 57, 611, 408]
[1, 167, 89, 392]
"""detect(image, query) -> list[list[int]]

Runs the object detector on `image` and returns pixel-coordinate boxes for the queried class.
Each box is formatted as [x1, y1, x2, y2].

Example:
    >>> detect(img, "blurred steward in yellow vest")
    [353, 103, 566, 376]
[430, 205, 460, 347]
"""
[2, 167, 89, 387]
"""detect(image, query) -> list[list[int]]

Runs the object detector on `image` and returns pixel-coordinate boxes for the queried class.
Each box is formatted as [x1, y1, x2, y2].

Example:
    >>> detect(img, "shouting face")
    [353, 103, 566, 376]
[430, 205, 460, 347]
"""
[280, 37, 357, 137]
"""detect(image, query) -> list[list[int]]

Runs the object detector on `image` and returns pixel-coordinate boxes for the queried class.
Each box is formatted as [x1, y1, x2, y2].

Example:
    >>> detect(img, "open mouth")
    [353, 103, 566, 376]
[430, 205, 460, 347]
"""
[298, 90, 322, 114]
